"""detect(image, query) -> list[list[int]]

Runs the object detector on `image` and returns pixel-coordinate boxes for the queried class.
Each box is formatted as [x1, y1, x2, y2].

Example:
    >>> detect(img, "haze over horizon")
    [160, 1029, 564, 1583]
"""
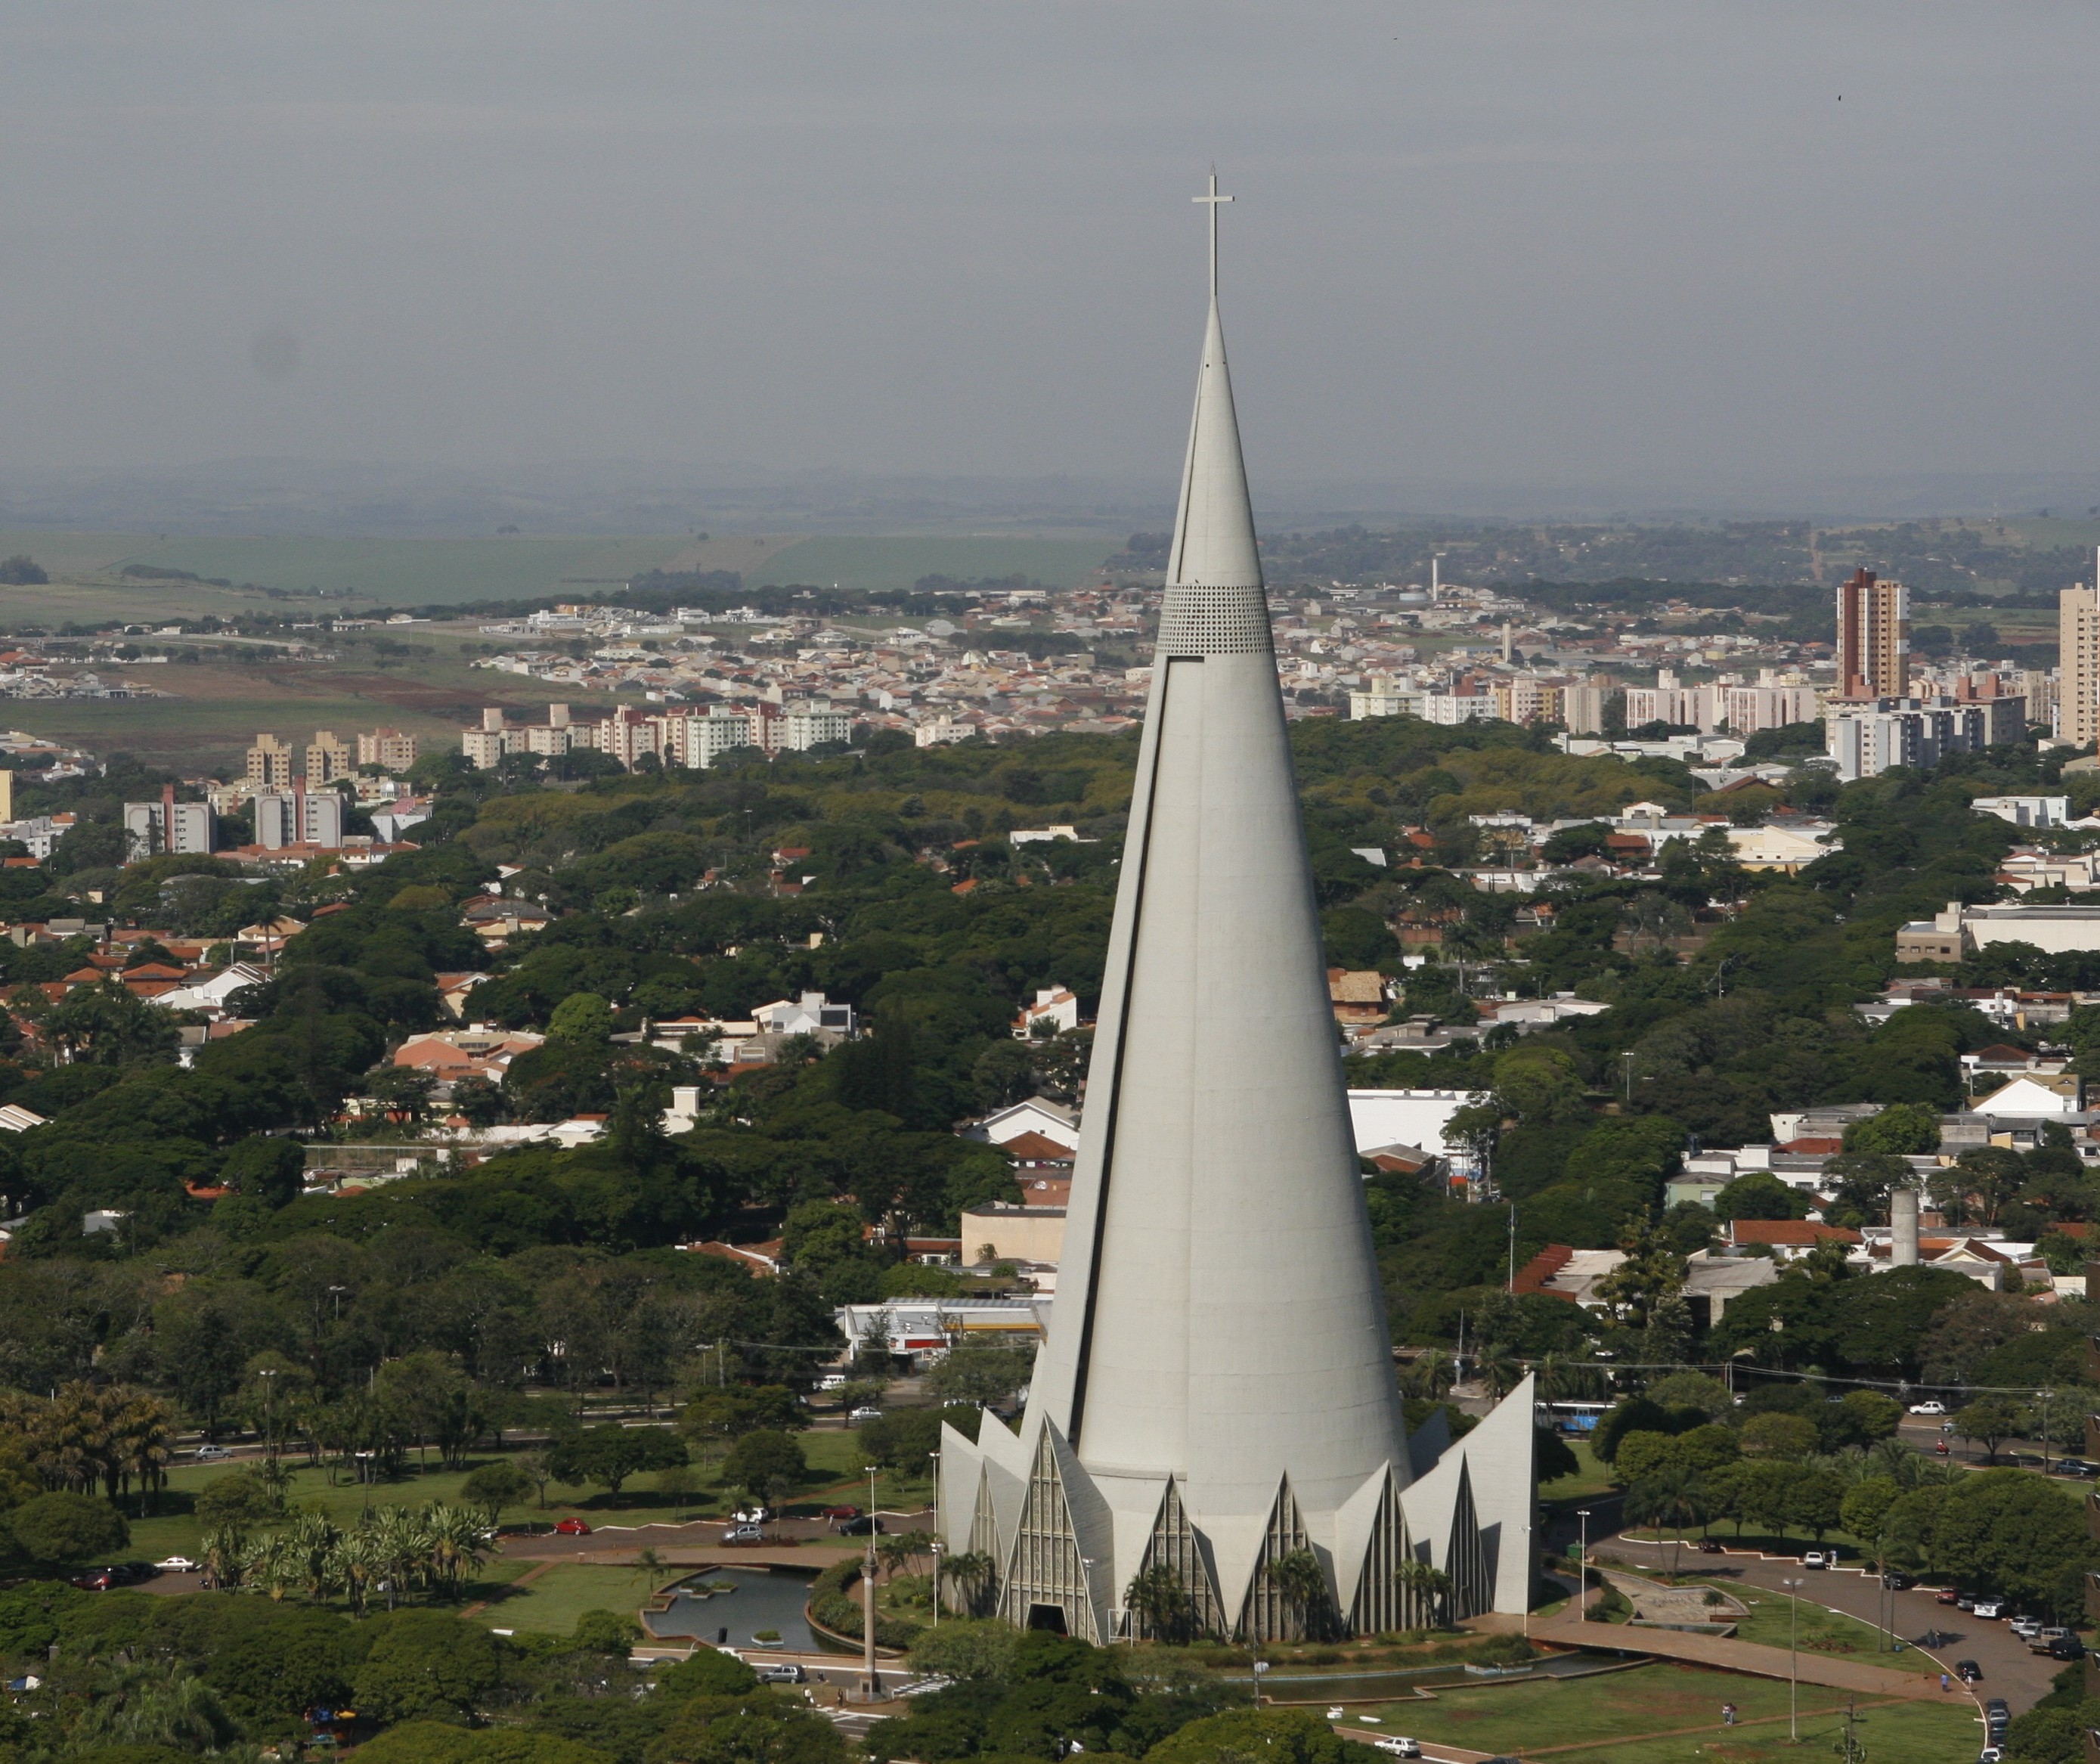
[6, 3, 2099, 525]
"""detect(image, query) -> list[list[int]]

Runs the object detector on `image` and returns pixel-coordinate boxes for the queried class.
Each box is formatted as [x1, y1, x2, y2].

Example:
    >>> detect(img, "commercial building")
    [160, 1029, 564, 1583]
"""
[940, 218, 1535, 1646]
[1899, 901, 2100, 961]
[1835, 566, 1910, 700]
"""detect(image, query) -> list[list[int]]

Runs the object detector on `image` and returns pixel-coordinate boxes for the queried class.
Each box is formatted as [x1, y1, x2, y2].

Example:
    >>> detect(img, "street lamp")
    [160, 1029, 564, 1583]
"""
[928, 1450, 941, 1627]
[1782, 1576, 1805, 1740]
[256, 1367, 277, 1462]
[1576, 1509, 1590, 1623]
[862, 1464, 881, 1701]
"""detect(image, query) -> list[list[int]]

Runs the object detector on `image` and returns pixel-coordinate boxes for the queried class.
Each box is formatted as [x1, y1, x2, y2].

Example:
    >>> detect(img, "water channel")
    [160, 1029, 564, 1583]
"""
[642, 1566, 825, 1653]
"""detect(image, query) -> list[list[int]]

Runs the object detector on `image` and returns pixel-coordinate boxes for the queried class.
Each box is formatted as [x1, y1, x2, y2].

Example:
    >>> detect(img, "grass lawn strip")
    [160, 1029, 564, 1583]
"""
[465, 1563, 658, 1635]
[1374, 1660, 1975, 1759]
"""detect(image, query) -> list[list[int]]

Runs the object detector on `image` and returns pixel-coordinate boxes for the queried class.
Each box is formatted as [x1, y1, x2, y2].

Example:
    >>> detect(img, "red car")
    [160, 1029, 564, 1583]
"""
[554, 1518, 592, 1536]
[1935, 1589, 1960, 1605]
[822, 1505, 862, 1523]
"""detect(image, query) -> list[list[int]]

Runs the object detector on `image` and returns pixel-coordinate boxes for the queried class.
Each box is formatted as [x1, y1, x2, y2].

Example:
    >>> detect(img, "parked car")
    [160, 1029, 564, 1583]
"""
[553, 1518, 592, 1536]
[193, 1443, 231, 1461]
[1909, 1400, 1948, 1415]
[1882, 1572, 1913, 1589]
[757, 1664, 806, 1684]
[838, 1514, 884, 1536]
[1956, 1595, 1978, 1612]
[721, 1525, 764, 1545]
[2030, 1626, 2071, 1652]
[155, 1556, 197, 1573]
[2050, 1635, 2086, 1661]
[732, 1507, 770, 1524]
[1373, 1742, 1421, 1759]
[1974, 1601, 2004, 1620]
[1956, 1660, 1982, 1682]
[1696, 1539, 1724, 1554]
[2053, 1458, 2100, 1477]
[2009, 1617, 2042, 1639]
[822, 1505, 862, 1523]
[1935, 1589, 1961, 1605]
[1802, 1551, 1829, 1570]
[848, 1406, 883, 1425]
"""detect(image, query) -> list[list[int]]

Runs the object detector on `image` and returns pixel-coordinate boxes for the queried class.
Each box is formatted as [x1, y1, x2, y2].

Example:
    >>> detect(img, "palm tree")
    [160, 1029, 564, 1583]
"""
[198, 1527, 248, 1592]
[424, 1504, 486, 1599]
[1125, 1562, 1197, 1644]
[1478, 1353, 1525, 1400]
[632, 1545, 666, 1596]
[1626, 1471, 1708, 1579]
[1403, 1351, 1455, 1401]
[367, 1508, 429, 1611]
[284, 1511, 340, 1603]
[942, 1551, 996, 1619]
[1394, 1559, 1453, 1630]
[1264, 1549, 1334, 1642]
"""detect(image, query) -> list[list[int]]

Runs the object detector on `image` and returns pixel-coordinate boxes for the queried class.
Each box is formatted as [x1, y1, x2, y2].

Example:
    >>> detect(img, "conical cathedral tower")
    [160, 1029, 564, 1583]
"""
[939, 184, 1535, 1642]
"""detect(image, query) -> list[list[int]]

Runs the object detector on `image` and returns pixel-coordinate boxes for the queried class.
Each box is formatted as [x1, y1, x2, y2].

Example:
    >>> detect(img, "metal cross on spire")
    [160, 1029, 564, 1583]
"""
[1194, 169, 1233, 302]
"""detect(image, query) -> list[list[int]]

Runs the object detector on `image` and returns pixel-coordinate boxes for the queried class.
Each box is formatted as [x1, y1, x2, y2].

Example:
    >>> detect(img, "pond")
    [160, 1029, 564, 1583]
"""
[643, 1566, 822, 1653]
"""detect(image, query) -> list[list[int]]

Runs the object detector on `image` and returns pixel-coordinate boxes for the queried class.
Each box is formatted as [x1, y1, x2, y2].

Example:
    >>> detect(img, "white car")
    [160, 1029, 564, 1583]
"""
[1802, 1551, 1828, 1570]
[1907, 1401, 1947, 1416]
[1974, 1601, 2004, 1620]
[1374, 1741, 1421, 1759]
[154, 1555, 197, 1573]
[2009, 1617, 2043, 1639]
[192, 1443, 231, 1461]
[849, 1406, 883, 1425]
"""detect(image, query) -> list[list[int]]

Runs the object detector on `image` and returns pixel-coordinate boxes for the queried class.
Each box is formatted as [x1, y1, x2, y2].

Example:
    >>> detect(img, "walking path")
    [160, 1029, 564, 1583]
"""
[1534, 1585, 1944, 1700]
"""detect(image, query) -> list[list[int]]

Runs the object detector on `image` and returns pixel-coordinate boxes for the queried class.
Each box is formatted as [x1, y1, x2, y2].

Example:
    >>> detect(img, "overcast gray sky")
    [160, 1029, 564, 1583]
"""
[4, 2, 2097, 504]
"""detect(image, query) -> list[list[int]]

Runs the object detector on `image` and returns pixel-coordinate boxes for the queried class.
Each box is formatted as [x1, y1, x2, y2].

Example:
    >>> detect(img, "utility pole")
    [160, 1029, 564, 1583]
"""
[1576, 1508, 1590, 1623]
[862, 1464, 880, 1700]
[1507, 1204, 1517, 1292]
[1783, 1576, 1804, 1741]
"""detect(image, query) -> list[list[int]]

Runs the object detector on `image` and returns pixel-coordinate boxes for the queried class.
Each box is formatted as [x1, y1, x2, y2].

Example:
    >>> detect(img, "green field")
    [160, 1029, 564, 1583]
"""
[119, 1426, 922, 1564]
[471, 1564, 661, 1635]
[750, 535, 1113, 594]
[97, 533, 691, 607]
[1366, 1659, 1976, 1761]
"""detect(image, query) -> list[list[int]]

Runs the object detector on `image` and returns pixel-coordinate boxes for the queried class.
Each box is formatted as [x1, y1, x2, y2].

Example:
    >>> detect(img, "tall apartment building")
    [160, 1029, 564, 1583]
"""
[250, 785, 344, 850]
[305, 730, 352, 785]
[1835, 566, 1910, 700]
[2058, 581, 2100, 746]
[122, 786, 215, 863]
[246, 733, 293, 791]
[356, 727, 420, 772]
[1826, 695, 2025, 781]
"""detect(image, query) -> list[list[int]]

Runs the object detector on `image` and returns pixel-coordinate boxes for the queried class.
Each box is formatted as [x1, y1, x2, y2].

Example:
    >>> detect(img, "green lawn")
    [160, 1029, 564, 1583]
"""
[1709, 1584, 1929, 1672]
[1371, 1660, 1976, 1760]
[469, 1564, 659, 1635]
[1539, 1441, 1614, 1502]
[119, 1429, 926, 1564]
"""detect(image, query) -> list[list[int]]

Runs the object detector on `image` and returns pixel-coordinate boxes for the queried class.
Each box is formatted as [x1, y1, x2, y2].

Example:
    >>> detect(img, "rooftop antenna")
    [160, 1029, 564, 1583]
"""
[1194, 167, 1232, 303]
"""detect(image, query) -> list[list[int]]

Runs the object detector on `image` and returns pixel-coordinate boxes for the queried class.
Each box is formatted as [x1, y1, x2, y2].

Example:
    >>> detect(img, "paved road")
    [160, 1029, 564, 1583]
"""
[1596, 1533, 2060, 1712]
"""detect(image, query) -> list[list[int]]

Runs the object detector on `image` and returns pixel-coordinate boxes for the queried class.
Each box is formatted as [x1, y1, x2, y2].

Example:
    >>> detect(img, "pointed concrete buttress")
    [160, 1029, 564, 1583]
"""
[941, 189, 1535, 1642]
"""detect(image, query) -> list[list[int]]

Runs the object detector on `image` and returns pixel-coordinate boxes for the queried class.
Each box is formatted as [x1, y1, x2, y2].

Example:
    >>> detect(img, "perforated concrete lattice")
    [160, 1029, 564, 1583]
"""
[1155, 584, 1274, 656]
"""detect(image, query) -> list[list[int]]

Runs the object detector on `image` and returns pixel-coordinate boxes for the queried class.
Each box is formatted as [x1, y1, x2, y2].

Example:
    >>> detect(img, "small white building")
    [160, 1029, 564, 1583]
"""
[1345, 1090, 1488, 1168]
[752, 992, 856, 1039]
[971, 1096, 1082, 1155]
[1013, 986, 1080, 1039]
